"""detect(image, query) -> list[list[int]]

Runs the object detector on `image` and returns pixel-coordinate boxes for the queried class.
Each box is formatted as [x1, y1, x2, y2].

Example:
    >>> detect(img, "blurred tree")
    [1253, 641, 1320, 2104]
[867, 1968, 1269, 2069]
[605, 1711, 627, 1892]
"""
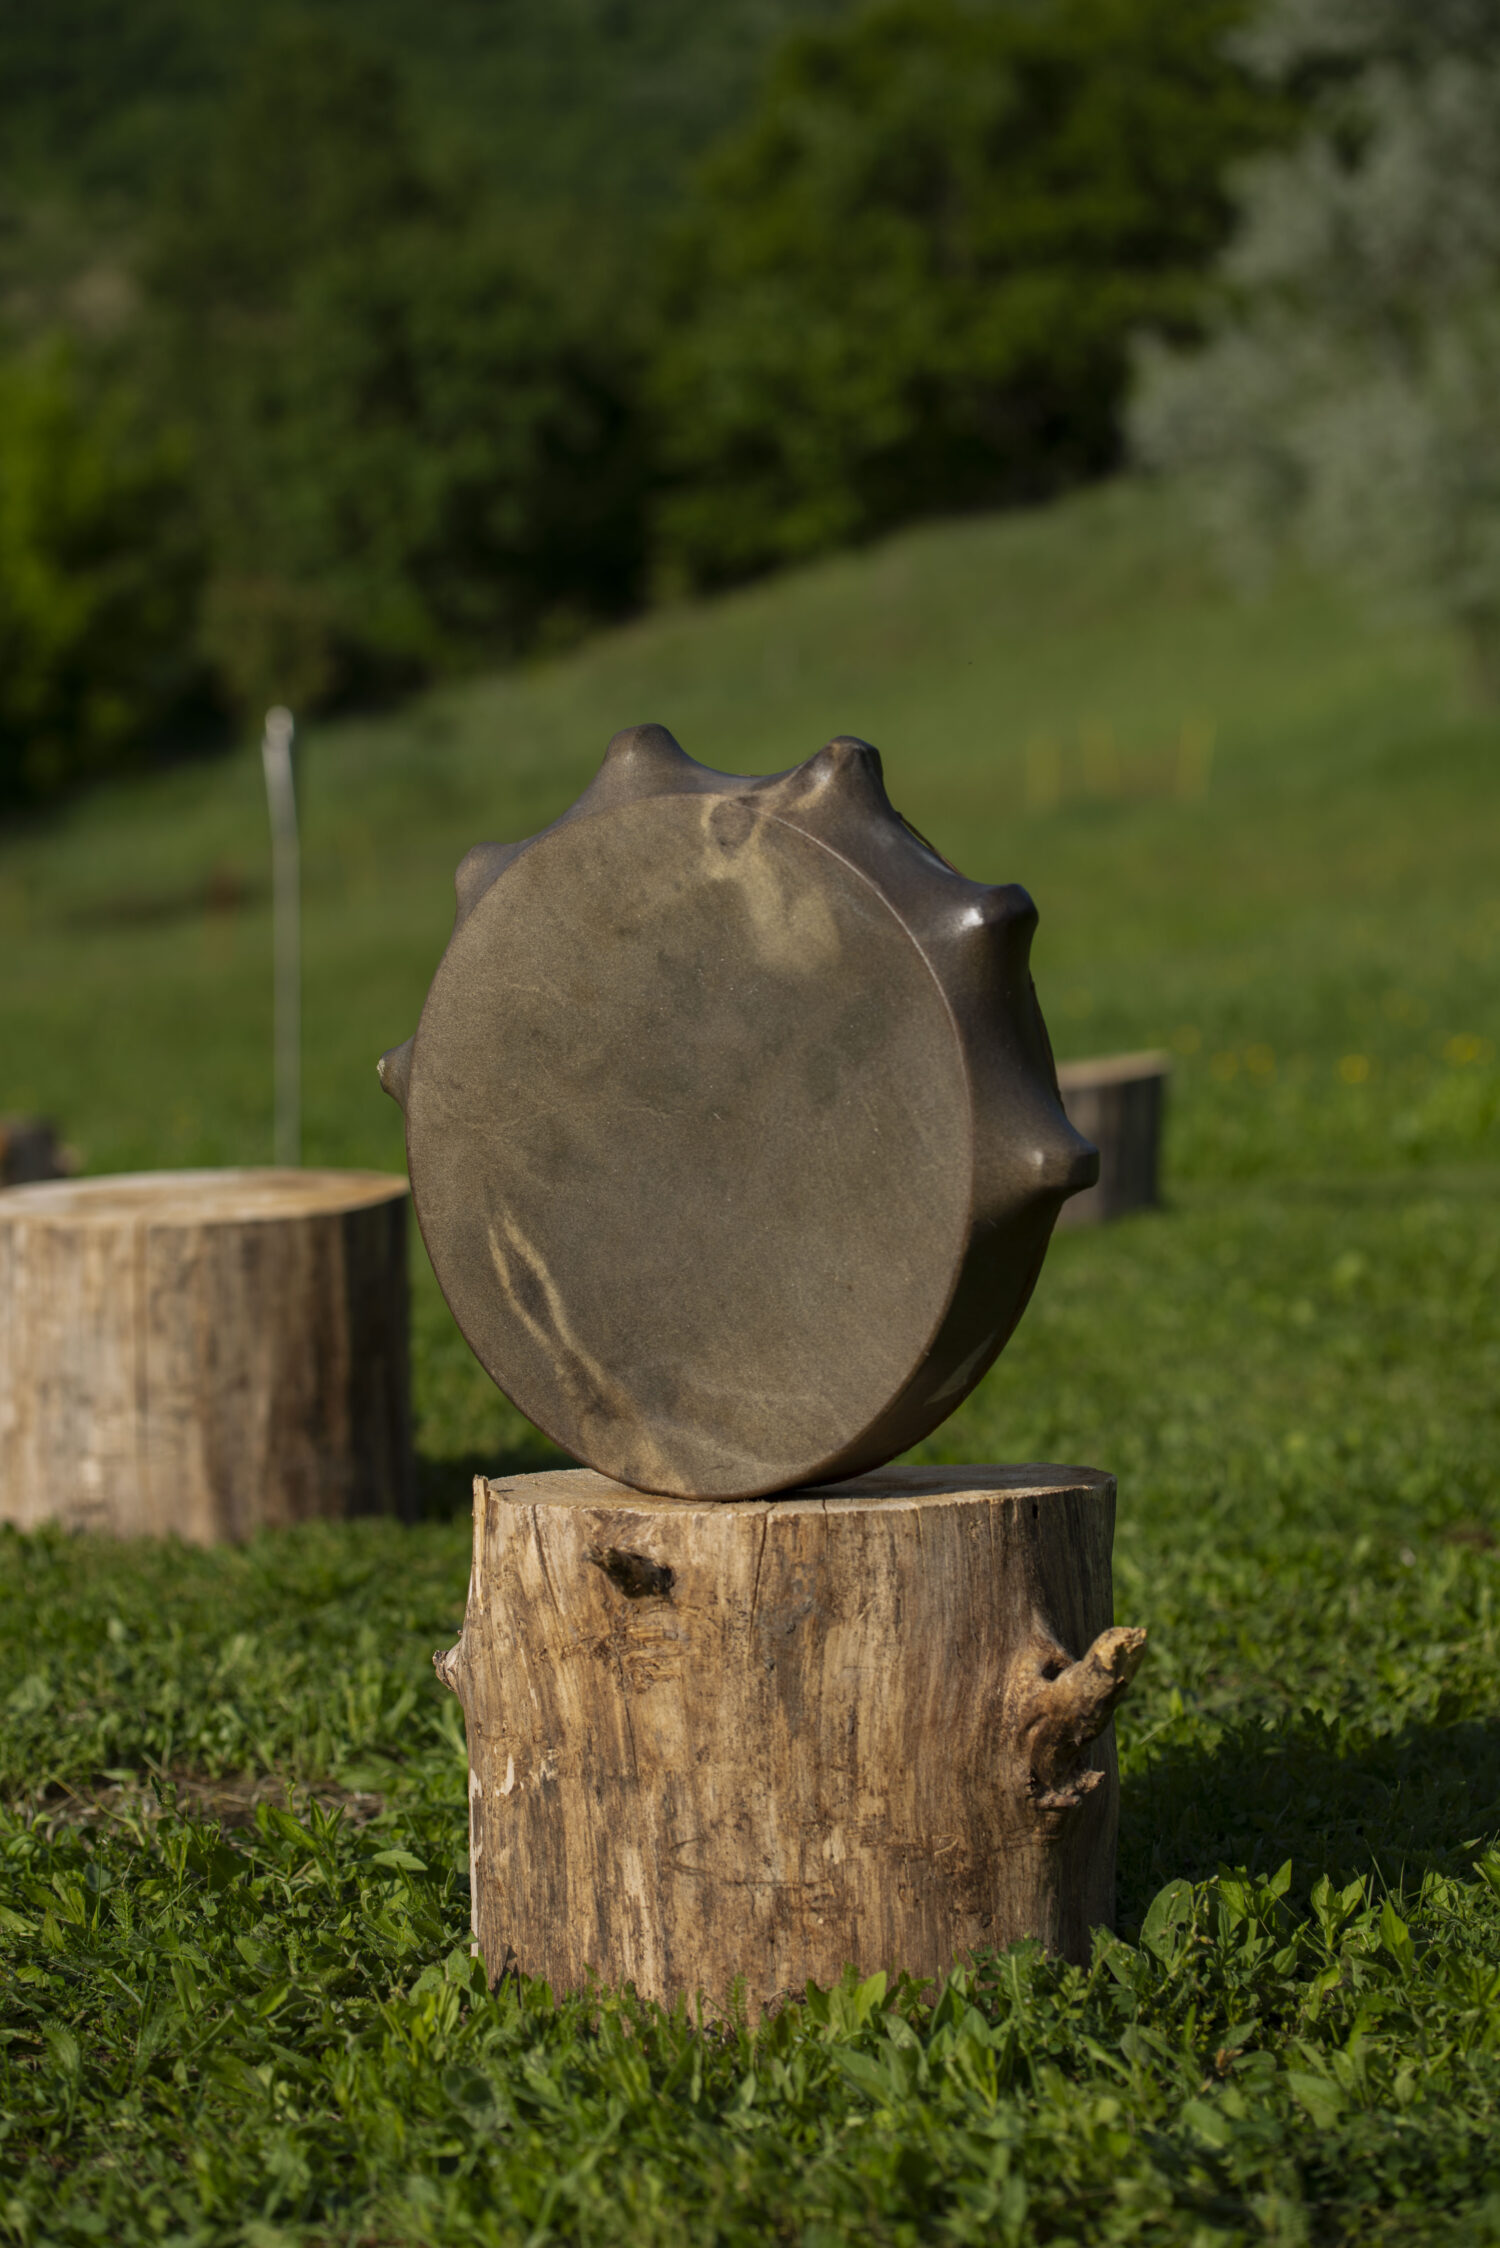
[652, 0, 1273, 590]
[0, 0, 849, 221]
[0, 342, 202, 806]
[1132, 0, 1500, 694]
[148, 22, 651, 713]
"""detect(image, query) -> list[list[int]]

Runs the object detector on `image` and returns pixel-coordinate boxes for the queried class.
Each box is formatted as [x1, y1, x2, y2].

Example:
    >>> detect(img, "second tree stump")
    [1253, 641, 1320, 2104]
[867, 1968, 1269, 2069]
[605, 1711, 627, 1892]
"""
[1056, 1051, 1169, 1228]
[437, 1463, 1144, 2009]
[0, 1168, 412, 1541]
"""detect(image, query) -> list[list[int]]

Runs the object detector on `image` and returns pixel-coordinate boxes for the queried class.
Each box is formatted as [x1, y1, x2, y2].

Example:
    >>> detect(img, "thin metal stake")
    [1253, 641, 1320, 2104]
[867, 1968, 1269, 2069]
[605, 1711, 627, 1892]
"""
[261, 707, 301, 1168]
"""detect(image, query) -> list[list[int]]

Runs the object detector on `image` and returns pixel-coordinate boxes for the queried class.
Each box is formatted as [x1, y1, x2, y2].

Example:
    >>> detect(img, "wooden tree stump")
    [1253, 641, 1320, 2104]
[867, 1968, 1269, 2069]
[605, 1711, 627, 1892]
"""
[0, 1169, 412, 1541]
[0, 1117, 73, 1187]
[437, 1463, 1144, 2009]
[1055, 1051, 1169, 1228]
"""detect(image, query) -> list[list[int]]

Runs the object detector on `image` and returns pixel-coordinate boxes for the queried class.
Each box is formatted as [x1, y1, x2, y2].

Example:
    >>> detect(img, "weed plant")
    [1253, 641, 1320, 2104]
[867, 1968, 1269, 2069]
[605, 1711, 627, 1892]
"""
[2, 481, 1498, 2242]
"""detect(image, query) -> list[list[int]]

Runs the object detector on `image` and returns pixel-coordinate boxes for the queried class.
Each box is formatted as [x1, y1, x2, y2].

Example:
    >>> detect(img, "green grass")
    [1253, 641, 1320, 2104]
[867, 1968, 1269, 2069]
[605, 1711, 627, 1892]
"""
[2, 476, 1499, 2242]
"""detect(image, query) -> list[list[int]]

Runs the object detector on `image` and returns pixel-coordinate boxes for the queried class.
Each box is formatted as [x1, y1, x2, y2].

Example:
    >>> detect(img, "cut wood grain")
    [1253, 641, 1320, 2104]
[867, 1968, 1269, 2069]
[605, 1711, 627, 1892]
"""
[0, 1169, 412, 1541]
[437, 1463, 1144, 2009]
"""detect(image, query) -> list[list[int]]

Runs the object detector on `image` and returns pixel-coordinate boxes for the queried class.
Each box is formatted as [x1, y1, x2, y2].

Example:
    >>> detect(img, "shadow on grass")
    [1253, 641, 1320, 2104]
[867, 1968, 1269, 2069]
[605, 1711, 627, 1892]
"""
[1119, 1712, 1500, 1923]
[415, 1437, 576, 1522]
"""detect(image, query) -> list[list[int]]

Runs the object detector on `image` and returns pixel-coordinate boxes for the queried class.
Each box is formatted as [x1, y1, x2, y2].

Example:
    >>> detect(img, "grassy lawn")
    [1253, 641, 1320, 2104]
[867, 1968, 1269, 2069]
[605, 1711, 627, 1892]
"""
[2, 477, 1498, 2242]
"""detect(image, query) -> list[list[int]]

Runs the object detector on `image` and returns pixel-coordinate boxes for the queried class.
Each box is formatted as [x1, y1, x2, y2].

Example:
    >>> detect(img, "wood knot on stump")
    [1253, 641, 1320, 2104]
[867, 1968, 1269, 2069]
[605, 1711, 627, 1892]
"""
[586, 1545, 675, 1600]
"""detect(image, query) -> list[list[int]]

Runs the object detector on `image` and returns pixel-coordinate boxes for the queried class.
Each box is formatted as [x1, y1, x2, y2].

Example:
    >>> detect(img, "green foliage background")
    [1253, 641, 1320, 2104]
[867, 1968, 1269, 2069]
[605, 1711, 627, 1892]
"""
[652, 0, 1271, 588]
[1132, 0, 1500, 688]
[0, 0, 1273, 803]
[0, 0, 848, 216]
[0, 342, 202, 801]
[145, 24, 653, 716]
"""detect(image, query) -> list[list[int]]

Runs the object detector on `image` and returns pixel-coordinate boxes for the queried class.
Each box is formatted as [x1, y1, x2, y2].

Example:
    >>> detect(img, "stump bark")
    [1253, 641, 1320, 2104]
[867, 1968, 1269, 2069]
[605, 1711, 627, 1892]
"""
[438, 1463, 1144, 2009]
[0, 1168, 412, 1541]
[1056, 1051, 1169, 1227]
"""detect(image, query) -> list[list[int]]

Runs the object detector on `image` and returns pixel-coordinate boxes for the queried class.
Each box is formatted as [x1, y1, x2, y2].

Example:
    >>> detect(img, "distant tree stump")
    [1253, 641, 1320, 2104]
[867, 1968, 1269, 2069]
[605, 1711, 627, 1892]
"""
[437, 1464, 1144, 2009]
[1055, 1052, 1169, 1227]
[0, 1169, 412, 1541]
[0, 1117, 73, 1188]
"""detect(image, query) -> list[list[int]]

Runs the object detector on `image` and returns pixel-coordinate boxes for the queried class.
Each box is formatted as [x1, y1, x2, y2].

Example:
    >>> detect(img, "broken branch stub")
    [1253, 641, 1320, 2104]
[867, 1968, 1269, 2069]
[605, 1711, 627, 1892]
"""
[1014, 1625, 1150, 1810]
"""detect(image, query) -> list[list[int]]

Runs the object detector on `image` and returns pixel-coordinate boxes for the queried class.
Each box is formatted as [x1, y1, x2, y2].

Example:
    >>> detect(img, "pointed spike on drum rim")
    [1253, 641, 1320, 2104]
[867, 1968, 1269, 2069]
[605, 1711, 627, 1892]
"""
[377, 1037, 415, 1110]
[968, 882, 1040, 941]
[804, 734, 890, 801]
[817, 733, 886, 777]
[600, 722, 696, 792]
[1000, 1091, 1098, 1203]
[955, 887, 1098, 1199]
[936, 881, 1042, 987]
[1033, 1115, 1100, 1198]
[761, 733, 906, 838]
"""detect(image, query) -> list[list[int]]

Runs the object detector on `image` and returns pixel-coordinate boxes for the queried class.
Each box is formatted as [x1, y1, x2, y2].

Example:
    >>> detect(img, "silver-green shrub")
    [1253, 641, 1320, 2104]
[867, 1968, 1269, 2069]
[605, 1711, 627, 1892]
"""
[1132, 0, 1500, 688]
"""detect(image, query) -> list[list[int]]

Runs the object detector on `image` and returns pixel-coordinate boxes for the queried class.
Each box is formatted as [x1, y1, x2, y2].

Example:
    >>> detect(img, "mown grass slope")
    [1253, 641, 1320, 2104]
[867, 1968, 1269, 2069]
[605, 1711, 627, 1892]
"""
[2, 478, 1498, 2243]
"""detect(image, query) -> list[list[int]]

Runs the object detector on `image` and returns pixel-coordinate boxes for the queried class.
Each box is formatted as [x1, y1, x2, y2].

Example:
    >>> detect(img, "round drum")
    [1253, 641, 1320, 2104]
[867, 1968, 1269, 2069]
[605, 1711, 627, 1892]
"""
[383, 726, 1094, 1497]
